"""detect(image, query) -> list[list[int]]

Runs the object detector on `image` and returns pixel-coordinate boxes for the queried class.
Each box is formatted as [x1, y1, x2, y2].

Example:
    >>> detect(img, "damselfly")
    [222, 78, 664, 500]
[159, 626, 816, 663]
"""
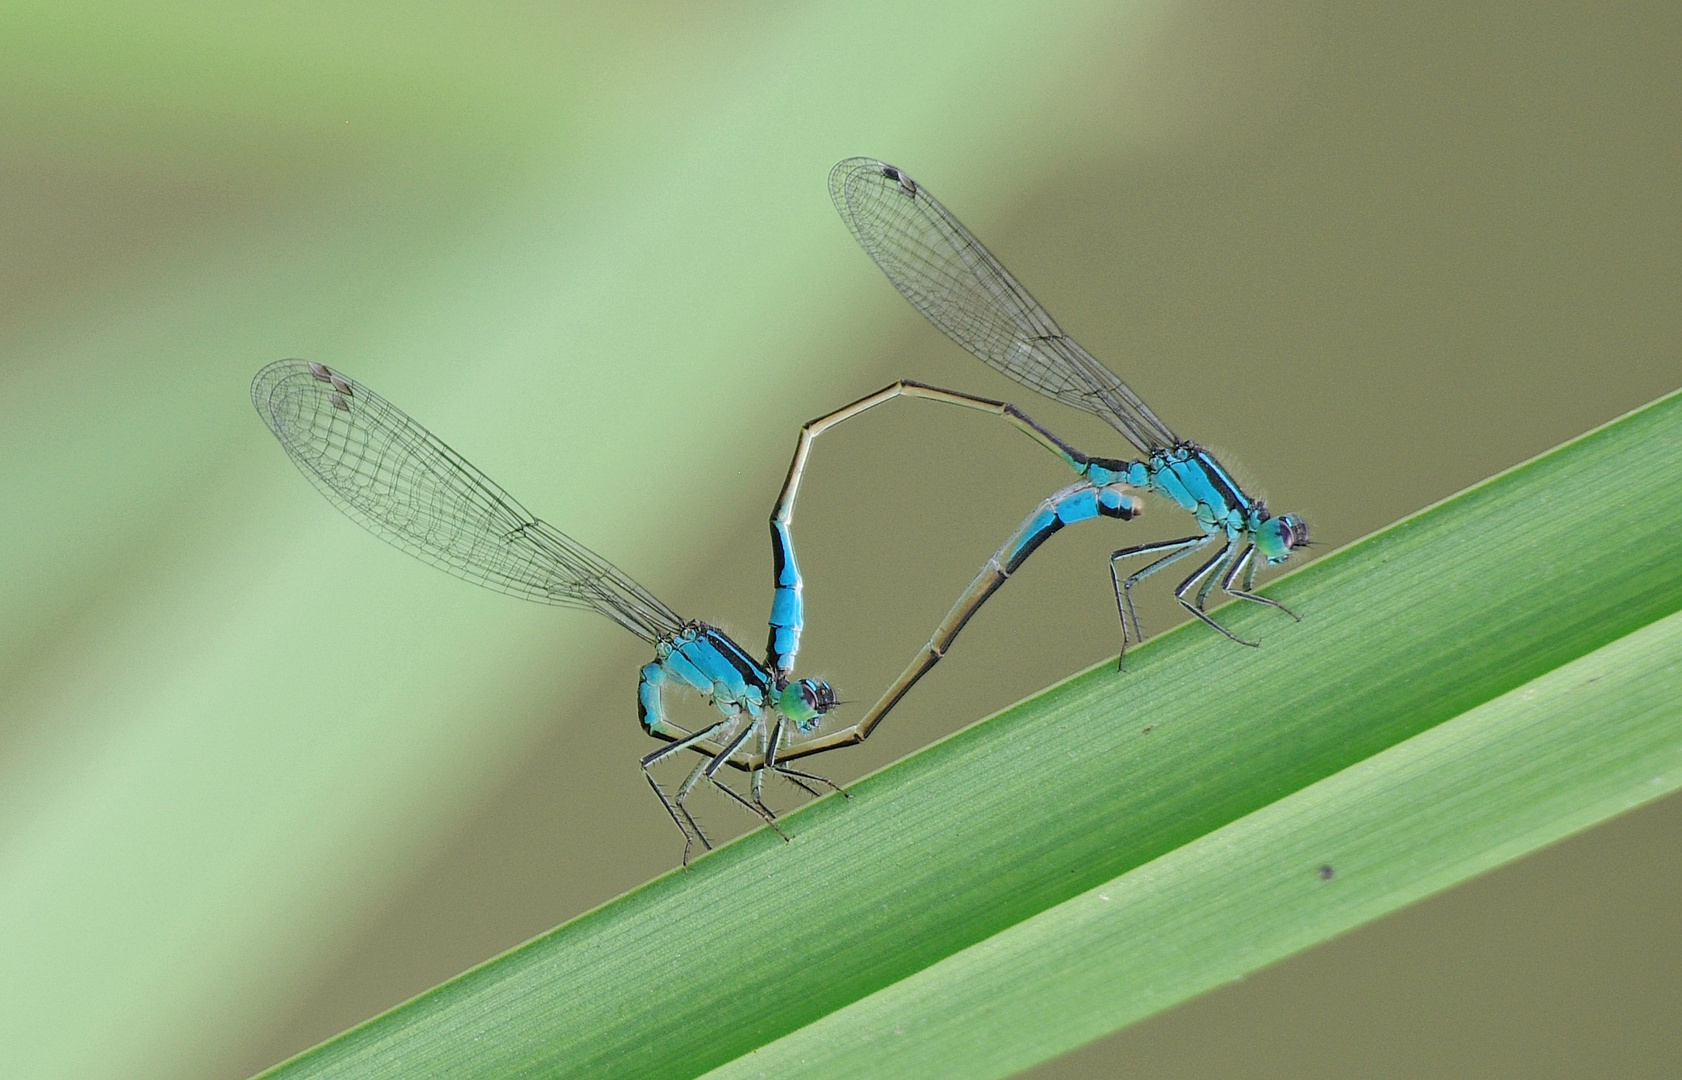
[252, 359, 842, 863]
[764, 159, 1309, 763]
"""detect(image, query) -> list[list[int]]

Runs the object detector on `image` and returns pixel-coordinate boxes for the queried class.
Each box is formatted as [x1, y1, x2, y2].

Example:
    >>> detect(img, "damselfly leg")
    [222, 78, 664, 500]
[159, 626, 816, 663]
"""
[702, 723, 790, 838]
[1222, 544, 1303, 620]
[641, 718, 736, 864]
[1107, 534, 1212, 660]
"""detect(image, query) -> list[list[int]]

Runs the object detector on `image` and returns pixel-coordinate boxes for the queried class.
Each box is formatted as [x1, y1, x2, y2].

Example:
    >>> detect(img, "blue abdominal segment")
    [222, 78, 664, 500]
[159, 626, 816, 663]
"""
[1003, 483, 1141, 573]
[767, 518, 804, 676]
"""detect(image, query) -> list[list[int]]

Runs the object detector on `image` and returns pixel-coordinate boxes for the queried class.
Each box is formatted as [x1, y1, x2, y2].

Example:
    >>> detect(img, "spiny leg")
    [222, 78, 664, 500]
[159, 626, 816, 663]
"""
[747, 718, 822, 807]
[672, 757, 719, 862]
[1194, 539, 1242, 611]
[643, 773, 707, 867]
[765, 716, 847, 799]
[705, 777, 790, 840]
[751, 718, 771, 807]
[1108, 534, 1212, 664]
[641, 719, 732, 864]
[776, 766, 842, 797]
[700, 718, 790, 841]
[1223, 542, 1302, 621]
[772, 770, 823, 800]
[1172, 540, 1259, 647]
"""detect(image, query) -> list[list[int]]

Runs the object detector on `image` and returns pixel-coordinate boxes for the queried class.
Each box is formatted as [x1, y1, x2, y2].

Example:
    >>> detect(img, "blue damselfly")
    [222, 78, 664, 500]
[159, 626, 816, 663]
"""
[763, 159, 1309, 762]
[253, 359, 842, 862]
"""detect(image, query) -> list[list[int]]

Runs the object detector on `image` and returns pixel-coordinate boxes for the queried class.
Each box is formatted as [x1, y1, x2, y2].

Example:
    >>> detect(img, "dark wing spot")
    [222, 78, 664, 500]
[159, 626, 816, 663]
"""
[307, 361, 332, 382]
[329, 375, 354, 396]
[330, 393, 351, 412]
[880, 163, 917, 196]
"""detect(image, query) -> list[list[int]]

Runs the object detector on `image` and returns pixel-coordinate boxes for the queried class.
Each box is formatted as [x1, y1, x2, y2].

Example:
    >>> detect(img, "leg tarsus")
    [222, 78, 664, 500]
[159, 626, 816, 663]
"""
[774, 765, 848, 799]
[703, 718, 790, 840]
[1109, 534, 1211, 665]
[1173, 541, 1259, 648]
[645, 770, 710, 867]
[642, 719, 731, 864]
[1224, 546, 1301, 621]
[764, 716, 848, 800]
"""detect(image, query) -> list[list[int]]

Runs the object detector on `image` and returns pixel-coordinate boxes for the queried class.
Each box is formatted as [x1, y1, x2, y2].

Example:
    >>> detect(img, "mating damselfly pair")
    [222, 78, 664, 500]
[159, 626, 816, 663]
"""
[253, 158, 1309, 864]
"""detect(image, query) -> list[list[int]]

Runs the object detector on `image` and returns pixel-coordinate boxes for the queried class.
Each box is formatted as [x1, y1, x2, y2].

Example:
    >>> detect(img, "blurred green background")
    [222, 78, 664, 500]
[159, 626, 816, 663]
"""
[1, 3, 1678, 1078]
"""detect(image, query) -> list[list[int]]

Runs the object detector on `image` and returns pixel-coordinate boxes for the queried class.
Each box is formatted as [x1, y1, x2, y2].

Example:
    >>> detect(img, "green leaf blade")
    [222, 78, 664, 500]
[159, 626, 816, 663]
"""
[708, 604, 1682, 1080]
[261, 389, 1682, 1080]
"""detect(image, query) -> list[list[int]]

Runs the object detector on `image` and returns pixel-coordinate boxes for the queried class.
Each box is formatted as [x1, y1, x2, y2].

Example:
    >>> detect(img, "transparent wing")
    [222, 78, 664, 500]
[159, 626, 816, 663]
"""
[251, 358, 685, 644]
[830, 157, 1179, 455]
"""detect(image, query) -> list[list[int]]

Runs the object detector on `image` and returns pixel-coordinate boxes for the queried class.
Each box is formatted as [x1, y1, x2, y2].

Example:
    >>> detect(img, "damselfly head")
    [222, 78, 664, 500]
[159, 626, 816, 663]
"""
[1255, 512, 1310, 564]
[782, 678, 837, 733]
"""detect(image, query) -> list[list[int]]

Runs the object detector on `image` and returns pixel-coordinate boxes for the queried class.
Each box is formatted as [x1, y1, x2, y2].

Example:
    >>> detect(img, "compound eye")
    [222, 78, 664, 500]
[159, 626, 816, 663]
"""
[801, 680, 837, 713]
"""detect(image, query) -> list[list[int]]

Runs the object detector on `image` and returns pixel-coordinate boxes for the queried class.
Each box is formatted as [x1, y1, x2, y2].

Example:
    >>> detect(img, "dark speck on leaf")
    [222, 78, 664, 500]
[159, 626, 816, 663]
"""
[1141, 725, 1155, 735]
[1318, 864, 1335, 881]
